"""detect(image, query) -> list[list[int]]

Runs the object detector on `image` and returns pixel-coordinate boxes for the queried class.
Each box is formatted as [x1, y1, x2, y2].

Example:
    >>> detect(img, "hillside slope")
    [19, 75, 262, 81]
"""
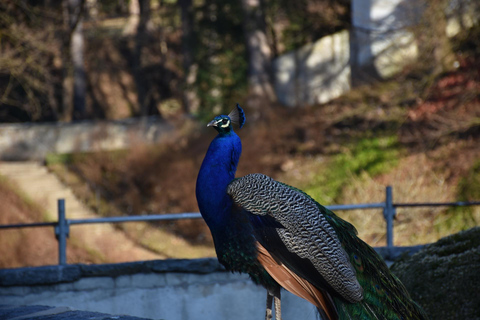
[0, 162, 166, 267]
[46, 49, 480, 254]
[1, 29, 479, 268]
[0, 176, 98, 268]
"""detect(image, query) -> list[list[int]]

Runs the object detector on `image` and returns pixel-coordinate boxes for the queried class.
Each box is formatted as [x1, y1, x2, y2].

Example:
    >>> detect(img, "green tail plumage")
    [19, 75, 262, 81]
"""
[271, 180, 429, 319]
[322, 204, 428, 320]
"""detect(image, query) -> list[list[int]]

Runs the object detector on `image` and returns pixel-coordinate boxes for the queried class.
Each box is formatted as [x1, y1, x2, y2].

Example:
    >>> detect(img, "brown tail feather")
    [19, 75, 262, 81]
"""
[256, 242, 338, 320]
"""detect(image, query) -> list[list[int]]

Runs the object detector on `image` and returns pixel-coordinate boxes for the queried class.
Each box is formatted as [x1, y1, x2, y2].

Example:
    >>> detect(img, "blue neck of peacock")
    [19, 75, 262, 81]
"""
[196, 131, 242, 229]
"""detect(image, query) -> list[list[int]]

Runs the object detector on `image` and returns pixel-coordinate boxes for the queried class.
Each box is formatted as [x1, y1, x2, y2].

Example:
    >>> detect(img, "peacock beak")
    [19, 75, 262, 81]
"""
[207, 120, 218, 127]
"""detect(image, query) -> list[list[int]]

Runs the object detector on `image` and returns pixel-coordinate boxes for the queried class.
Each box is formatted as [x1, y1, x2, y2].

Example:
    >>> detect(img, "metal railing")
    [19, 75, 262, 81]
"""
[1, 186, 479, 265]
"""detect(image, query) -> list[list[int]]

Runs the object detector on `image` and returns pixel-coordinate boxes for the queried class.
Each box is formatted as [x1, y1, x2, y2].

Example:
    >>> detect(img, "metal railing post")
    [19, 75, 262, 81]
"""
[55, 199, 69, 265]
[383, 186, 396, 258]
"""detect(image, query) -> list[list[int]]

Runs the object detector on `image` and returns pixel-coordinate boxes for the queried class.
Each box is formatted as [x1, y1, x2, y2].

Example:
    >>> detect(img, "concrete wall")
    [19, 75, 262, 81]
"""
[273, 0, 421, 107]
[0, 117, 173, 161]
[273, 30, 350, 107]
[0, 305, 153, 320]
[350, 0, 422, 81]
[273, 0, 475, 107]
[0, 259, 317, 320]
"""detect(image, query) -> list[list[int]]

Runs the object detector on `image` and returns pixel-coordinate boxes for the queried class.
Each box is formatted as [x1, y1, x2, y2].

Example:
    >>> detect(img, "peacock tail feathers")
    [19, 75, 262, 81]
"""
[228, 173, 428, 320]
[324, 207, 428, 319]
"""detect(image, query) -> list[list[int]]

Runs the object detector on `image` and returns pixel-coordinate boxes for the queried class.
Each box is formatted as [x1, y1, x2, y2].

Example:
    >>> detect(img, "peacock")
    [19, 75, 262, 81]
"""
[195, 104, 428, 320]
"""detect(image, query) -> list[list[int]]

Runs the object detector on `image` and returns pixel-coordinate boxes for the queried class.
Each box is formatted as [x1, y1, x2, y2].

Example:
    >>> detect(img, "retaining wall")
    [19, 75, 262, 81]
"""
[0, 259, 317, 320]
[0, 117, 173, 161]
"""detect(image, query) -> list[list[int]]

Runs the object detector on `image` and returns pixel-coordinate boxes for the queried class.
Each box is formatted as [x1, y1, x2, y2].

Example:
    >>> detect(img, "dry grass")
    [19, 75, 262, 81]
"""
[339, 151, 480, 247]
[48, 151, 216, 259]
[0, 176, 104, 268]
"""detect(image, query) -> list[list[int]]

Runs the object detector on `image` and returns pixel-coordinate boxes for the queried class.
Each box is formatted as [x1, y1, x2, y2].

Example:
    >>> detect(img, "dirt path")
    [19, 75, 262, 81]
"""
[0, 161, 164, 263]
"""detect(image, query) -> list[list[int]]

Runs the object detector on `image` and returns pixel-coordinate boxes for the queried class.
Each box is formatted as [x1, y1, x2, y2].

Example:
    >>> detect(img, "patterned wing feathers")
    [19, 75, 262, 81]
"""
[227, 173, 363, 303]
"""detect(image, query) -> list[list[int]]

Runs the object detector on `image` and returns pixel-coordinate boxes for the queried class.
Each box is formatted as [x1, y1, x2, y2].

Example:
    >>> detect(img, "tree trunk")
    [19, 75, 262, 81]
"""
[71, 17, 86, 120]
[123, 0, 140, 35]
[179, 0, 199, 114]
[60, 45, 73, 122]
[85, 0, 98, 20]
[429, 0, 455, 72]
[240, 0, 276, 105]
[61, 0, 86, 122]
[133, 0, 159, 117]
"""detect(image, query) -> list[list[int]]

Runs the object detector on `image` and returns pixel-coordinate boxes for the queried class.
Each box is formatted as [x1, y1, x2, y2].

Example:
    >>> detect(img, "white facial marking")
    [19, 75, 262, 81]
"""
[220, 119, 230, 128]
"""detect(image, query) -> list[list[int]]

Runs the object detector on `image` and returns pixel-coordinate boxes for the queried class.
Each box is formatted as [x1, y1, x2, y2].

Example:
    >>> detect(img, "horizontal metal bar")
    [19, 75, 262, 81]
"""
[69, 204, 389, 226]
[0, 221, 57, 229]
[395, 201, 480, 208]
[326, 203, 385, 211]
[3, 200, 480, 230]
[68, 212, 203, 225]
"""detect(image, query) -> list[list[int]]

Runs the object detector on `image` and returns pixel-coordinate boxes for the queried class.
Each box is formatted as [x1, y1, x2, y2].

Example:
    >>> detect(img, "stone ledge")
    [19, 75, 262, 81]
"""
[0, 116, 174, 161]
[0, 305, 154, 320]
[0, 258, 225, 287]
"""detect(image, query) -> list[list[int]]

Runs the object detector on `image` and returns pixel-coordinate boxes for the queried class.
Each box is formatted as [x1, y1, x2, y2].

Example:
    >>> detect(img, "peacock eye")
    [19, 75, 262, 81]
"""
[222, 118, 228, 124]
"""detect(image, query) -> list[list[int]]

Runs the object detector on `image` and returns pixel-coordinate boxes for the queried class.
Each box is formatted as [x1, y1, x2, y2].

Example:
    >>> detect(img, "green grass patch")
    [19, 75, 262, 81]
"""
[439, 159, 480, 233]
[45, 153, 75, 165]
[304, 135, 402, 204]
[457, 160, 480, 202]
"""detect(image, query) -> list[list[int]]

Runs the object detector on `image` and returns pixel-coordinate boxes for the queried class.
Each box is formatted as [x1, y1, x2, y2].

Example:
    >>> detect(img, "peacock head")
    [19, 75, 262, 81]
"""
[207, 104, 245, 134]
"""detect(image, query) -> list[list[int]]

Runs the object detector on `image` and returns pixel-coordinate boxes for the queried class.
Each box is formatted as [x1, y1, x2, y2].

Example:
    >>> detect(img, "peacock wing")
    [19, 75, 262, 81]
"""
[227, 173, 363, 304]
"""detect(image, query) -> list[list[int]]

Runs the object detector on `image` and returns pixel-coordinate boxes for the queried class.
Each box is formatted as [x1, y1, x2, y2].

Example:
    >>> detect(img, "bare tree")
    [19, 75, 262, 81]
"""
[135, 0, 150, 117]
[62, 0, 86, 121]
[122, 0, 159, 117]
[123, 0, 140, 35]
[240, 0, 276, 105]
[85, 0, 98, 20]
[71, 14, 86, 120]
[179, 0, 199, 114]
